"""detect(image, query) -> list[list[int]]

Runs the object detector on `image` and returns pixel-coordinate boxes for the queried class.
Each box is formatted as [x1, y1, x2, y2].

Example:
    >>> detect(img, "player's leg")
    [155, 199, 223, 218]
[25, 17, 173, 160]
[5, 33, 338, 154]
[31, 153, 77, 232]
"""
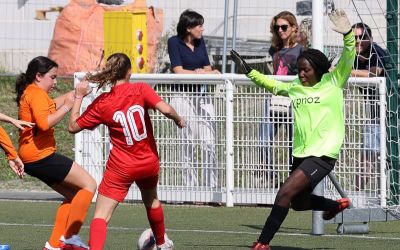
[290, 156, 338, 211]
[137, 175, 172, 249]
[46, 201, 71, 248]
[24, 153, 95, 249]
[255, 168, 310, 248]
[255, 156, 336, 247]
[291, 190, 341, 211]
[50, 160, 95, 250]
[88, 194, 119, 250]
[55, 161, 96, 238]
[287, 156, 351, 219]
[88, 166, 130, 250]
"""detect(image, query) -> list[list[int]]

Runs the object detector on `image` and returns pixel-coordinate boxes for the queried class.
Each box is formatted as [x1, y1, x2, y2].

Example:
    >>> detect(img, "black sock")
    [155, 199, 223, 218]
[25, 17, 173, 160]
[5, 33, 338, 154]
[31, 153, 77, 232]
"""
[310, 195, 339, 211]
[258, 204, 289, 244]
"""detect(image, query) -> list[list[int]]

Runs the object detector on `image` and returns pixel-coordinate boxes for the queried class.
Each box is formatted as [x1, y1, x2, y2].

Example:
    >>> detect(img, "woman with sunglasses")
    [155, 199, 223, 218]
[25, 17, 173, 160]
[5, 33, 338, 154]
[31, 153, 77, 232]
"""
[231, 9, 355, 250]
[269, 11, 304, 75]
[259, 11, 304, 184]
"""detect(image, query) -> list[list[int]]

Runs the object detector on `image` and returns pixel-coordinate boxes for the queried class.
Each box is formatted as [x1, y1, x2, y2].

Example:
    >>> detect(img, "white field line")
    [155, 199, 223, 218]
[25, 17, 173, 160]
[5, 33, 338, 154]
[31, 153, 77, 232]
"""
[0, 222, 400, 241]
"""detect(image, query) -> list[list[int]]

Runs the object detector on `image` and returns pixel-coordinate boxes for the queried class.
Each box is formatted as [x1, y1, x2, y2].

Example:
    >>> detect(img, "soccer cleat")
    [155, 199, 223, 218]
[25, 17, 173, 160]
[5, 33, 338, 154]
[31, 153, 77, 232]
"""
[156, 239, 174, 250]
[43, 241, 61, 250]
[61, 235, 89, 250]
[323, 197, 351, 220]
[59, 236, 66, 248]
[251, 241, 271, 250]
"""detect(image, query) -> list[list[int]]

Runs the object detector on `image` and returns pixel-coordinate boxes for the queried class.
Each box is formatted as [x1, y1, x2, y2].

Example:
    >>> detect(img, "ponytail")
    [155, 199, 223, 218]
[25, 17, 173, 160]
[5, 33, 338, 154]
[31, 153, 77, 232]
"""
[15, 73, 30, 105]
[86, 53, 131, 90]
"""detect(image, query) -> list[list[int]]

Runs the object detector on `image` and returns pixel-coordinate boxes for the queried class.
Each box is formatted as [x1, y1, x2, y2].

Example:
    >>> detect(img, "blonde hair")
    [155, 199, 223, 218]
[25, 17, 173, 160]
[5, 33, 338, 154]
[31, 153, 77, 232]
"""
[86, 53, 131, 89]
[270, 11, 299, 50]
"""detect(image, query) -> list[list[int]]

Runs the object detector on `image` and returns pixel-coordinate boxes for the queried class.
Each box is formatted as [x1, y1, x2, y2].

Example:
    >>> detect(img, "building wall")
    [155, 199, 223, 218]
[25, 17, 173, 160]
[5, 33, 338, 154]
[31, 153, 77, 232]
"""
[0, 0, 389, 73]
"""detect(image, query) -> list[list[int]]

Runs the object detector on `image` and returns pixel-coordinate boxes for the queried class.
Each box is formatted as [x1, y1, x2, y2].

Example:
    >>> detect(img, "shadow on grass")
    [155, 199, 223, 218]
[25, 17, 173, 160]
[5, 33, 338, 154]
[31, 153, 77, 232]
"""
[180, 243, 315, 249]
[242, 224, 310, 234]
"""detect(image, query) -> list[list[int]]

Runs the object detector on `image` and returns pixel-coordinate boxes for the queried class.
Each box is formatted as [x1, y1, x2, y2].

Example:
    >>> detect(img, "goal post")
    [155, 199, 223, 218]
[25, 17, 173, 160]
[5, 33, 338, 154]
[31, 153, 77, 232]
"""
[73, 73, 390, 207]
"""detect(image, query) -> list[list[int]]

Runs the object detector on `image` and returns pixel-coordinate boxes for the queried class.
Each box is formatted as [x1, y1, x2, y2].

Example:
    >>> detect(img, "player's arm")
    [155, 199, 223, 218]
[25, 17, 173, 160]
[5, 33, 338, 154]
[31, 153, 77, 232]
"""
[0, 112, 34, 130]
[46, 92, 75, 129]
[0, 126, 18, 160]
[68, 98, 83, 134]
[53, 90, 74, 109]
[155, 101, 185, 128]
[327, 9, 356, 88]
[68, 80, 91, 134]
[29, 92, 68, 130]
[230, 49, 289, 95]
[0, 126, 24, 178]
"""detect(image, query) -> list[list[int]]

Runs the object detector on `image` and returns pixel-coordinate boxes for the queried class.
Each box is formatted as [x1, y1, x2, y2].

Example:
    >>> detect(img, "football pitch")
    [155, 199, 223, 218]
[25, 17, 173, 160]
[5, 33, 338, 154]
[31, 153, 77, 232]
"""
[0, 200, 400, 249]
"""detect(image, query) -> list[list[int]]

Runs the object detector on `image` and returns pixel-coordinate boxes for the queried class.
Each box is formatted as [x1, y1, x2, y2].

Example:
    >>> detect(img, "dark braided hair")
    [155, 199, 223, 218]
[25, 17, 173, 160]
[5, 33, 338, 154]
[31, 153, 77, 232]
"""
[297, 49, 331, 82]
[15, 56, 58, 106]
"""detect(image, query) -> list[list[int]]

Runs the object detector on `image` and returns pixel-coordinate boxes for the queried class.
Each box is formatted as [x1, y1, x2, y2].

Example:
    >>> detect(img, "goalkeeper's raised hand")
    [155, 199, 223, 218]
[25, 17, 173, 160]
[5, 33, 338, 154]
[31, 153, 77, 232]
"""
[230, 50, 253, 74]
[328, 9, 351, 35]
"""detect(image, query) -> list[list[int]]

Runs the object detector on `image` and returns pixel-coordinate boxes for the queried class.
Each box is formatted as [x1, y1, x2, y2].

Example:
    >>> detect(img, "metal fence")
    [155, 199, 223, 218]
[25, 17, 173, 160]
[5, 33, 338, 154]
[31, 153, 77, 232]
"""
[74, 73, 386, 209]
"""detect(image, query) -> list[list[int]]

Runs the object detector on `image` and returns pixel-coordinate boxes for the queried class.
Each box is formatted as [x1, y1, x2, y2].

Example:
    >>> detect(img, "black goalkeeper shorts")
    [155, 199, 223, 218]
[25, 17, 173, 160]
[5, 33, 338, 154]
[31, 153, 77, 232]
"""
[291, 156, 336, 190]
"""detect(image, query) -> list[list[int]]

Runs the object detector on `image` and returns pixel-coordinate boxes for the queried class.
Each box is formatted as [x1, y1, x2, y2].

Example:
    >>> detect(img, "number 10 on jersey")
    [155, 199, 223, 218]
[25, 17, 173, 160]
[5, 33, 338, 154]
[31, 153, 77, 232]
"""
[113, 105, 148, 145]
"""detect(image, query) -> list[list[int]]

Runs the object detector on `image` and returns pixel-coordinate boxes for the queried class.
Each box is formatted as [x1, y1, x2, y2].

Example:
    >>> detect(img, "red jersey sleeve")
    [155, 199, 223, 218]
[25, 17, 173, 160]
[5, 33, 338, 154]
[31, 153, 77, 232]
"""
[0, 125, 18, 160]
[141, 83, 162, 109]
[76, 100, 103, 130]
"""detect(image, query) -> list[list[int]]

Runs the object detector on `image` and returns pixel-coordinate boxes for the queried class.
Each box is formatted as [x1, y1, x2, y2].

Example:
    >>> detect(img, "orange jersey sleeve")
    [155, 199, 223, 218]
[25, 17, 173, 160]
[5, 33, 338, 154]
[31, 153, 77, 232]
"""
[18, 84, 56, 163]
[0, 125, 18, 160]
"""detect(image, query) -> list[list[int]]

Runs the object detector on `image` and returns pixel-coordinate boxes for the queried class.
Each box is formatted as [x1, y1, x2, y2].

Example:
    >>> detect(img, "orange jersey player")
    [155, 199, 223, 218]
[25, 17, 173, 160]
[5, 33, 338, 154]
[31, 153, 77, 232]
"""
[15, 56, 96, 250]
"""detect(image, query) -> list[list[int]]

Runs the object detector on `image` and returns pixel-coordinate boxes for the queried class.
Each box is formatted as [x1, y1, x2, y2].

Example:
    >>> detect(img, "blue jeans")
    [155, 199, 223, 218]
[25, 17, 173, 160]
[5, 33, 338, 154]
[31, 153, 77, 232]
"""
[259, 102, 293, 169]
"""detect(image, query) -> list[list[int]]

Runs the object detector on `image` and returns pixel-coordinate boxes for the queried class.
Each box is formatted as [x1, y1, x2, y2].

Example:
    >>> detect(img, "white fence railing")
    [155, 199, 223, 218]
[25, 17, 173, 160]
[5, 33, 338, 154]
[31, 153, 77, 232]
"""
[74, 73, 386, 208]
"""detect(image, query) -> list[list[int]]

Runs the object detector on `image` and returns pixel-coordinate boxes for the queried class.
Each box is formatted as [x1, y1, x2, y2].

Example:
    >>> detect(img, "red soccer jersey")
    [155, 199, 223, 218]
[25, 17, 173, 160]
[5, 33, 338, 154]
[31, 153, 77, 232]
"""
[76, 82, 162, 177]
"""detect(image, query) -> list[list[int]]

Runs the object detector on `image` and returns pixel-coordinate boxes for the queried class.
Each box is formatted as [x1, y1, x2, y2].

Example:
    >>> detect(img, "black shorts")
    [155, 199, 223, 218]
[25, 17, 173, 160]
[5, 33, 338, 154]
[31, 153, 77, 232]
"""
[291, 156, 336, 190]
[24, 153, 73, 186]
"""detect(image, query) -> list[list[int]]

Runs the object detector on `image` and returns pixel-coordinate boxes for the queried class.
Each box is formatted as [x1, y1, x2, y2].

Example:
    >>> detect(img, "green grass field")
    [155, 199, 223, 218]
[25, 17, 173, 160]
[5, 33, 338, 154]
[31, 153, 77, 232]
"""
[0, 200, 400, 249]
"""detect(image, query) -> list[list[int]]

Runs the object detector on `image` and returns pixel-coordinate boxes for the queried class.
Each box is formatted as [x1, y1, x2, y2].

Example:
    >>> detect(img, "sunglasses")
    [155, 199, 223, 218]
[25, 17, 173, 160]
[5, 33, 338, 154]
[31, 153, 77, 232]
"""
[273, 24, 289, 32]
[355, 35, 370, 41]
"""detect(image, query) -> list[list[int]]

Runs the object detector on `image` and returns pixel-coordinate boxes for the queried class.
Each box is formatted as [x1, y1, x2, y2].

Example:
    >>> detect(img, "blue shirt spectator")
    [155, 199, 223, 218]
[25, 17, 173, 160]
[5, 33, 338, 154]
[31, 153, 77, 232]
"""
[168, 36, 210, 71]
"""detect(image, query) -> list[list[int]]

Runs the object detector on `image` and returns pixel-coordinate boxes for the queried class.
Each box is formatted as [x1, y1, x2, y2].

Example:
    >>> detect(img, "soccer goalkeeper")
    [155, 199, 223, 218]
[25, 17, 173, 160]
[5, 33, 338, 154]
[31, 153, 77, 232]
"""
[231, 9, 355, 250]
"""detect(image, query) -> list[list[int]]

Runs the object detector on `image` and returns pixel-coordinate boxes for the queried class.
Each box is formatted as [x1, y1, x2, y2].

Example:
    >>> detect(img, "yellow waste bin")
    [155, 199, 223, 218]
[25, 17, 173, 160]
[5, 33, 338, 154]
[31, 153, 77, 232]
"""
[104, 11, 148, 73]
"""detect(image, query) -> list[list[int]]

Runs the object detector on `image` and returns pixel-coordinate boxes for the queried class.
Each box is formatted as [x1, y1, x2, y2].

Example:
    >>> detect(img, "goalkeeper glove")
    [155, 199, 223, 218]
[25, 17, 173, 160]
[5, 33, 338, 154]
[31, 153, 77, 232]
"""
[230, 49, 253, 74]
[328, 9, 352, 35]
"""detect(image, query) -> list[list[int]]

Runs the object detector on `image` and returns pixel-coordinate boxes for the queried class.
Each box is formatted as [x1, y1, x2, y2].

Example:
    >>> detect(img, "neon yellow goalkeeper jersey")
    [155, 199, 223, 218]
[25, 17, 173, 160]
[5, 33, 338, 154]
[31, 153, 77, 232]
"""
[248, 32, 355, 159]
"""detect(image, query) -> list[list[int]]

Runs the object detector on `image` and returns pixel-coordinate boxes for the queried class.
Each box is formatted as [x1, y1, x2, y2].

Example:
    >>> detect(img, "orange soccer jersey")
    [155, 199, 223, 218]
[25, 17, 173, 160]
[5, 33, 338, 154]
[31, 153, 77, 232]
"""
[0, 125, 18, 160]
[18, 83, 56, 163]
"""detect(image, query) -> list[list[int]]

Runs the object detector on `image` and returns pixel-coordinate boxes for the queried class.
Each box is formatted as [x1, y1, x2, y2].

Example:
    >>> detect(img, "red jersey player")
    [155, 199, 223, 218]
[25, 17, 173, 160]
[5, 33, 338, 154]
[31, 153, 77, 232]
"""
[68, 53, 185, 250]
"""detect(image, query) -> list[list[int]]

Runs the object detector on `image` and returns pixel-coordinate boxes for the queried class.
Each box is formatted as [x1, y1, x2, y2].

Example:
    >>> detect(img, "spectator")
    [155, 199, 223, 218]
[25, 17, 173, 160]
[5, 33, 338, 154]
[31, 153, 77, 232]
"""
[260, 11, 305, 183]
[351, 23, 387, 190]
[167, 9, 220, 188]
[297, 17, 312, 48]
